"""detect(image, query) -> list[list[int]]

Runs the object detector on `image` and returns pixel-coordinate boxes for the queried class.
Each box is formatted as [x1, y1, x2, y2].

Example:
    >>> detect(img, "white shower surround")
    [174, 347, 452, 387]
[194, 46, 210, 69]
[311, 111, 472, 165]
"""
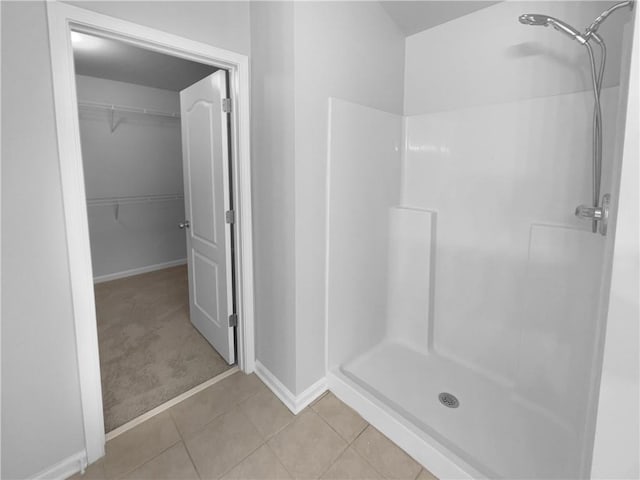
[325, 2, 632, 477]
[326, 86, 625, 479]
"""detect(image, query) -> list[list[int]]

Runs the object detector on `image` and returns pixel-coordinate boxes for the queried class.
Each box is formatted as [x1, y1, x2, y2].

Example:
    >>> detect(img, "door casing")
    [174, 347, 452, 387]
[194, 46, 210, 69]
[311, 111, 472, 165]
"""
[46, 1, 255, 465]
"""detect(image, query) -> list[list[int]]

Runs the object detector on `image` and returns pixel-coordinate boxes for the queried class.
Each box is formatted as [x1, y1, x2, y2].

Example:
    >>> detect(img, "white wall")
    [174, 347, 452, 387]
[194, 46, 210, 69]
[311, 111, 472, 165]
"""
[292, 1, 405, 394]
[591, 5, 639, 477]
[0, 2, 250, 478]
[404, 1, 628, 114]
[76, 75, 186, 278]
[249, 1, 297, 392]
[66, 1, 250, 56]
[1, 3, 85, 478]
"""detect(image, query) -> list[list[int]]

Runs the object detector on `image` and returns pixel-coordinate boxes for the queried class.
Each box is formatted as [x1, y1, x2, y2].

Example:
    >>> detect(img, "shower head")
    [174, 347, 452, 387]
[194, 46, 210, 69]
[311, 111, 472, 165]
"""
[518, 13, 549, 26]
[519, 14, 587, 44]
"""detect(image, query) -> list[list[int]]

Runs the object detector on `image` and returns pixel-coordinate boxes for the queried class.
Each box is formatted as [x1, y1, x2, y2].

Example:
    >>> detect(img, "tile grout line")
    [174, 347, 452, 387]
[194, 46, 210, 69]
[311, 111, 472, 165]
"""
[171, 380, 276, 479]
[310, 395, 370, 450]
[213, 404, 269, 479]
[263, 441, 296, 480]
[236, 386, 300, 443]
[173, 376, 269, 441]
[302, 407, 354, 479]
[168, 410, 203, 480]
[219, 439, 267, 479]
[350, 424, 425, 480]
[263, 408, 345, 480]
[315, 442, 350, 480]
[106, 371, 259, 480]
[345, 424, 389, 480]
[109, 438, 182, 480]
[228, 395, 301, 478]
[258, 408, 305, 479]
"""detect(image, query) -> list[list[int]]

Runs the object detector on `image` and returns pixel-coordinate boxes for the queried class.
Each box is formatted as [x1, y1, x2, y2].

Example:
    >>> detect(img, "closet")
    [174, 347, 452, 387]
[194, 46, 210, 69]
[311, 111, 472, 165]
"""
[78, 75, 187, 280]
[73, 31, 234, 432]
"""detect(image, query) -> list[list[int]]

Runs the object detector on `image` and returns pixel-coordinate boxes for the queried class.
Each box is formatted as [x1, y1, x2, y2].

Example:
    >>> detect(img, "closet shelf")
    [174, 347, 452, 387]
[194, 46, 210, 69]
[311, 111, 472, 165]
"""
[78, 101, 181, 119]
[87, 193, 184, 207]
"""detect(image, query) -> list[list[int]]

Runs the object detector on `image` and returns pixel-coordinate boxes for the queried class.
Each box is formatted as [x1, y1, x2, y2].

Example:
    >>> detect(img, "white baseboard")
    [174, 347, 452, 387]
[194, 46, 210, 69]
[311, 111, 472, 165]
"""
[31, 450, 87, 480]
[255, 361, 327, 414]
[93, 259, 187, 284]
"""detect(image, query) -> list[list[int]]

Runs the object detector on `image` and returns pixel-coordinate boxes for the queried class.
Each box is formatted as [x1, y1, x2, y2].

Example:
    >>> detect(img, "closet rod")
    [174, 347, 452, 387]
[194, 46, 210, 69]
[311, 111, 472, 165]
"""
[78, 100, 181, 119]
[87, 193, 184, 207]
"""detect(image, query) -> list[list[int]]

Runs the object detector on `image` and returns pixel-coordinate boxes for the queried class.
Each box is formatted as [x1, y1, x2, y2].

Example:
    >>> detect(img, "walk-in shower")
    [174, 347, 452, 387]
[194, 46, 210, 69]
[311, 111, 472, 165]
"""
[520, 1, 634, 234]
[326, 1, 635, 478]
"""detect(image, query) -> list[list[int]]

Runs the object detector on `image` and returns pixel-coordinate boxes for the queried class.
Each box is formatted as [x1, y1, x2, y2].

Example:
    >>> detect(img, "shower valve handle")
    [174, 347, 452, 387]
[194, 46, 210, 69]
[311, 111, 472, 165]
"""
[575, 194, 610, 236]
[575, 204, 604, 220]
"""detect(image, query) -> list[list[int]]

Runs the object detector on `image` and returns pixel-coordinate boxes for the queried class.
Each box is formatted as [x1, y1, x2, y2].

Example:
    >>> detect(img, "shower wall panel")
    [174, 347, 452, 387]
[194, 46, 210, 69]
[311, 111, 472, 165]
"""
[402, 87, 619, 384]
[386, 207, 435, 347]
[326, 98, 402, 369]
[517, 224, 604, 432]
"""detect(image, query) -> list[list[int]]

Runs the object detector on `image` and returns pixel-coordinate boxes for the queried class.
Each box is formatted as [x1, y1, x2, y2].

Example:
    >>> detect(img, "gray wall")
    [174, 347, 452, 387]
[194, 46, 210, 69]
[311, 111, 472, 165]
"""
[250, 1, 297, 391]
[249, 1, 405, 395]
[1, 3, 86, 478]
[0, 2, 250, 478]
[76, 75, 186, 278]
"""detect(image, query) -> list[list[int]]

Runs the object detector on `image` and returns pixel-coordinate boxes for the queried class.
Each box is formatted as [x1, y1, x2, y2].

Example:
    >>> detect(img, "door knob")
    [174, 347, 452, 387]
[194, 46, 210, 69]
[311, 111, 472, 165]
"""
[178, 221, 190, 229]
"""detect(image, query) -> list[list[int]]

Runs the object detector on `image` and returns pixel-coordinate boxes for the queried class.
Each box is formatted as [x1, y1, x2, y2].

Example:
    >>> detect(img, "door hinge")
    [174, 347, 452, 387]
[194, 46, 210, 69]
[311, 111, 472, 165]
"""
[228, 313, 238, 327]
[222, 98, 232, 113]
[225, 210, 235, 224]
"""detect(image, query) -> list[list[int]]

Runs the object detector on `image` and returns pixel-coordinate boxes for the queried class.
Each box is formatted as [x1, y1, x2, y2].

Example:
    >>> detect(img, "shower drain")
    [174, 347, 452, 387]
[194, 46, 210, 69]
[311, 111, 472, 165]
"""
[438, 392, 459, 408]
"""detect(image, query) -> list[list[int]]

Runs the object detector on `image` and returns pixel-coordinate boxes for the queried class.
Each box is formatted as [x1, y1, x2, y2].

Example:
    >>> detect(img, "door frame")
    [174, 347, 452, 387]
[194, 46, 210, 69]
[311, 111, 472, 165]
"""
[46, 1, 255, 464]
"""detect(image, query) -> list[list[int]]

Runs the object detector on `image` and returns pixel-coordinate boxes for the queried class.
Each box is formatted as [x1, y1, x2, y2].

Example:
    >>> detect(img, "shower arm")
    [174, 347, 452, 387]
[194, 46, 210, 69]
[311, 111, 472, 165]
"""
[583, 0, 635, 40]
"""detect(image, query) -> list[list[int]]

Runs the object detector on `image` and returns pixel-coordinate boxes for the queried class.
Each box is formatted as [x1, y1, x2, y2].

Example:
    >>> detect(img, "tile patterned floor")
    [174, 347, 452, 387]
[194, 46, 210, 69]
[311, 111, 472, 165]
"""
[70, 372, 438, 480]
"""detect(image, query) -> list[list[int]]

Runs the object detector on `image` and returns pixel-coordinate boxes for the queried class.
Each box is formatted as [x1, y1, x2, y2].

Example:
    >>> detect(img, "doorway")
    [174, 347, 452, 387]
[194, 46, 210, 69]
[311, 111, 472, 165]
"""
[73, 32, 238, 432]
[47, 2, 255, 465]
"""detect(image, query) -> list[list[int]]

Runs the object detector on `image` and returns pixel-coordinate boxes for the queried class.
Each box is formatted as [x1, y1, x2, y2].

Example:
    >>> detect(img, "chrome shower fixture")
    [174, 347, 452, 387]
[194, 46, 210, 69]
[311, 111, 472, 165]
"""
[518, 14, 587, 43]
[518, 1, 634, 235]
[518, 0, 634, 41]
[584, 0, 634, 40]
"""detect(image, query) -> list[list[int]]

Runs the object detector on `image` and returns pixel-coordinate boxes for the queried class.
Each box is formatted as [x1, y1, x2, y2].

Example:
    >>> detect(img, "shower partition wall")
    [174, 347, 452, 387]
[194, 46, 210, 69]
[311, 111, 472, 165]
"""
[325, 2, 635, 479]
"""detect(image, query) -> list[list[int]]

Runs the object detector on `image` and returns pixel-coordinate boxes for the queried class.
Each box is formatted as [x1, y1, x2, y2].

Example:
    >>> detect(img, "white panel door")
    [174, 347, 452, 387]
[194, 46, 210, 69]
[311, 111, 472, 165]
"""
[180, 71, 234, 364]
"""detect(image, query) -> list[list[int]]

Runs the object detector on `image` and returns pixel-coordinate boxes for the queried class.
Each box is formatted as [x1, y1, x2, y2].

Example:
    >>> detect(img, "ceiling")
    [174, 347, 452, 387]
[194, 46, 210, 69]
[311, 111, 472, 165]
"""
[73, 2, 500, 89]
[72, 31, 218, 91]
[380, 1, 501, 36]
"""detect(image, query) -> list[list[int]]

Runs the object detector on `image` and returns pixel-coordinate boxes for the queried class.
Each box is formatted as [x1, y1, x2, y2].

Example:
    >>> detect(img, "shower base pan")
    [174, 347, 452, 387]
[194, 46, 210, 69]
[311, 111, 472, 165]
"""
[328, 341, 582, 479]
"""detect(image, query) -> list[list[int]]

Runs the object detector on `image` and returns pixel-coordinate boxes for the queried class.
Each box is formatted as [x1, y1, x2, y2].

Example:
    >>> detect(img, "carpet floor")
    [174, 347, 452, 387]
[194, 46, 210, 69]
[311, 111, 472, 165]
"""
[94, 265, 232, 432]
